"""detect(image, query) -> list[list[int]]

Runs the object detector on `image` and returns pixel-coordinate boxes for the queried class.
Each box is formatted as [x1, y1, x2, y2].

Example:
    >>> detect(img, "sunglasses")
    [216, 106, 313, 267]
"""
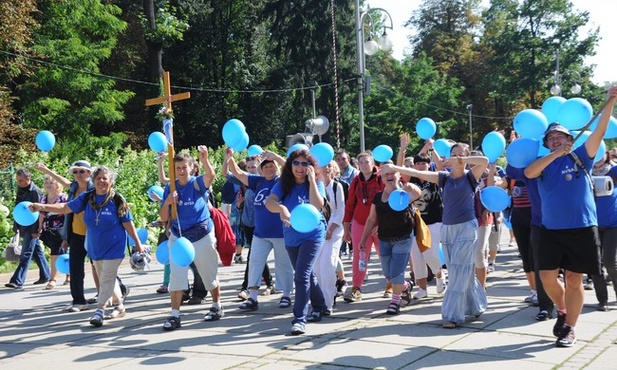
[292, 160, 310, 167]
[72, 169, 87, 174]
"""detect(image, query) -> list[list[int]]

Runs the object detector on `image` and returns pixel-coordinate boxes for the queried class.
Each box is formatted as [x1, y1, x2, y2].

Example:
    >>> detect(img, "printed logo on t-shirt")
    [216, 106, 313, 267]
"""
[254, 188, 270, 205]
[179, 197, 195, 207]
[298, 195, 309, 204]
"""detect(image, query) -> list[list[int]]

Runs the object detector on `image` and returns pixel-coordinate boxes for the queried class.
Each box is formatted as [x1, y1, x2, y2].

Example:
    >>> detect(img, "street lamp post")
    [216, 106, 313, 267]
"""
[466, 104, 473, 149]
[355, 1, 394, 152]
[550, 49, 582, 96]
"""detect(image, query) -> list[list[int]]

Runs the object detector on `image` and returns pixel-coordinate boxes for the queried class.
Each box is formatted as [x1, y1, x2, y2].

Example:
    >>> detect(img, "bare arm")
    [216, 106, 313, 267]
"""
[586, 86, 617, 158]
[223, 148, 249, 185]
[198, 145, 215, 189]
[265, 193, 291, 228]
[524, 145, 571, 179]
[396, 133, 410, 166]
[30, 202, 73, 214]
[156, 153, 170, 185]
[34, 163, 71, 189]
[306, 166, 325, 209]
[465, 156, 489, 181]
[380, 163, 440, 184]
[123, 221, 144, 253]
[261, 150, 286, 167]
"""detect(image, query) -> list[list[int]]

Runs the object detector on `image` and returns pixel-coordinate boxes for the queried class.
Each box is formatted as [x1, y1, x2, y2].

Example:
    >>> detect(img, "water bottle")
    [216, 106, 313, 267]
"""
[359, 251, 367, 272]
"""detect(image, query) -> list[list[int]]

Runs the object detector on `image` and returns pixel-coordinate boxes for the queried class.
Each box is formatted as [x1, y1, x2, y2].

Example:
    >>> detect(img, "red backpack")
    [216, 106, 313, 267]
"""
[209, 207, 236, 266]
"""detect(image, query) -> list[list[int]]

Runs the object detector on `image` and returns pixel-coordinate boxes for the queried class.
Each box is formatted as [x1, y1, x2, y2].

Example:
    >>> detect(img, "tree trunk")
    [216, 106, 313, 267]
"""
[143, 0, 163, 80]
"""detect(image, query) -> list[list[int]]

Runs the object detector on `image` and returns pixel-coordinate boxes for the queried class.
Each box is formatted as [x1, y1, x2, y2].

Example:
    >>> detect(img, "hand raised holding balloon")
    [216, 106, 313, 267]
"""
[224, 147, 234, 160]
[400, 132, 410, 149]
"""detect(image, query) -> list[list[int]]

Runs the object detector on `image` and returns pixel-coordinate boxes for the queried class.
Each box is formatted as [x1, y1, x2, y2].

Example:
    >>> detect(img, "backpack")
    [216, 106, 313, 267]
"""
[466, 174, 486, 221]
[333, 178, 349, 207]
[220, 181, 237, 204]
[209, 207, 236, 266]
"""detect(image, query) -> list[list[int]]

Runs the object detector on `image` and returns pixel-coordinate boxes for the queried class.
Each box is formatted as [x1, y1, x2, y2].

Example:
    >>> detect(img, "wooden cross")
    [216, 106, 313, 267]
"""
[145, 71, 190, 219]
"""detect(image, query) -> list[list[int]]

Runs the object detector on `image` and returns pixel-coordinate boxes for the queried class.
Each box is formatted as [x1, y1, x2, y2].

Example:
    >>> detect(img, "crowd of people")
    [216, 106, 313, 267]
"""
[5, 87, 617, 346]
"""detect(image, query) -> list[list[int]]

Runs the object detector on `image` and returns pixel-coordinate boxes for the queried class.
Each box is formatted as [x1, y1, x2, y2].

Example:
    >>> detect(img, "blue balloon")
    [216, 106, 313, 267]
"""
[13, 201, 39, 227]
[232, 131, 250, 152]
[557, 98, 593, 130]
[388, 189, 410, 211]
[513, 109, 548, 139]
[310, 142, 335, 167]
[148, 132, 167, 153]
[416, 117, 437, 140]
[588, 115, 617, 139]
[541, 96, 566, 123]
[537, 143, 550, 157]
[290, 204, 321, 233]
[433, 139, 452, 158]
[55, 254, 70, 275]
[171, 237, 195, 267]
[480, 186, 511, 212]
[286, 143, 309, 158]
[36, 130, 56, 152]
[372, 145, 393, 162]
[505, 138, 540, 168]
[147, 185, 164, 202]
[438, 243, 445, 265]
[571, 131, 607, 163]
[247, 145, 264, 157]
[482, 131, 506, 163]
[155, 240, 169, 265]
[222, 118, 246, 148]
[128, 227, 148, 246]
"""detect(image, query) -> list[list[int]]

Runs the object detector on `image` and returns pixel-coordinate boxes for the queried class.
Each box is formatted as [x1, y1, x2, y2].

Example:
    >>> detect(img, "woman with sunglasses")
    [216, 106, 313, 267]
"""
[35, 160, 94, 312]
[266, 149, 327, 335]
[30, 166, 144, 327]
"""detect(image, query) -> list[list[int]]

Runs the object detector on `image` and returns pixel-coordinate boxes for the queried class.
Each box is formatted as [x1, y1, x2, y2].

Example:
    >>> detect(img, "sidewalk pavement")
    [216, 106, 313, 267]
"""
[1, 243, 616, 370]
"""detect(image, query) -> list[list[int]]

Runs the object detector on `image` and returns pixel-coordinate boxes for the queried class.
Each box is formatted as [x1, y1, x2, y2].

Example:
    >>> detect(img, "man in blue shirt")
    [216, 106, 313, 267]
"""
[525, 86, 617, 347]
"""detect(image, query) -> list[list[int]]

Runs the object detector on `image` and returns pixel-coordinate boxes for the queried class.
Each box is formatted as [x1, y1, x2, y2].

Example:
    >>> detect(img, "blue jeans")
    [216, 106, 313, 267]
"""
[10, 232, 50, 286]
[378, 237, 412, 285]
[287, 240, 326, 323]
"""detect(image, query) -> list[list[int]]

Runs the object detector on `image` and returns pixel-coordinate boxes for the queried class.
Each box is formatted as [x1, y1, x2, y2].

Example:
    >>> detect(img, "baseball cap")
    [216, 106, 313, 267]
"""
[542, 122, 572, 148]
[68, 160, 92, 173]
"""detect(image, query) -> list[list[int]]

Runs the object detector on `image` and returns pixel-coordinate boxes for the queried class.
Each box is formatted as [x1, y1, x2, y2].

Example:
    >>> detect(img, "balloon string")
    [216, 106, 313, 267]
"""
[572, 99, 610, 142]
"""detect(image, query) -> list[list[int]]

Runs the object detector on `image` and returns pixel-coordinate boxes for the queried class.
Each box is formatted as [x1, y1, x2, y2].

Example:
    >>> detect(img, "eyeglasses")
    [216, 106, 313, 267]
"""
[292, 160, 310, 167]
[72, 169, 87, 174]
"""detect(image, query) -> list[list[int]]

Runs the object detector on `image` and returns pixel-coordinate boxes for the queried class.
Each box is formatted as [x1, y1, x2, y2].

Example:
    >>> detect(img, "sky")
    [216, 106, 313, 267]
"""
[369, 0, 615, 85]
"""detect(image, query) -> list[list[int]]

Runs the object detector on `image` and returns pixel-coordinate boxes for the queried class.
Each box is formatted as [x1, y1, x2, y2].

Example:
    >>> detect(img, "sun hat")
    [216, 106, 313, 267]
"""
[68, 160, 92, 173]
[542, 122, 572, 148]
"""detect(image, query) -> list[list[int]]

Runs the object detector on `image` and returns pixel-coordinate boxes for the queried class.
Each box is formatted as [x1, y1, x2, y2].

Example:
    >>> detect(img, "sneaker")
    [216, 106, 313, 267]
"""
[524, 292, 535, 304]
[291, 321, 306, 335]
[306, 310, 323, 322]
[239, 298, 258, 311]
[487, 263, 495, 273]
[401, 280, 414, 305]
[436, 277, 446, 294]
[156, 284, 168, 294]
[186, 296, 205, 305]
[553, 311, 567, 337]
[204, 306, 224, 321]
[87, 295, 98, 304]
[535, 309, 553, 321]
[33, 279, 49, 285]
[237, 289, 249, 301]
[68, 304, 88, 312]
[556, 326, 576, 347]
[335, 279, 347, 297]
[413, 288, 428, 300]
[4, 282, 23, 289]
[383, 281, 393, 298]
[531, 293, 539, 306]
[597, 302, 609, 311]
[121, 287, 131, 302]
[234, 254, 245, 264]
[343, 287, 362, 303]
[583, 278, 593, 291]
[163, 316, 182, 331]
[279, 296, 291, 308]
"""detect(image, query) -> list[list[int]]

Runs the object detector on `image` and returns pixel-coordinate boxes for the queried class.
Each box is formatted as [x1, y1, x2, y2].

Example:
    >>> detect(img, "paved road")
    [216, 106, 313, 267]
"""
[1, 237, 616, 369]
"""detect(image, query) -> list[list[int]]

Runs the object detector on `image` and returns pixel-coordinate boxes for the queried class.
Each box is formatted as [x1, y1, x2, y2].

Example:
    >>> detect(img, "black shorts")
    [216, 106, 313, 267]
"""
[537, 226, 601, 275]
[40, 229, 64, 256]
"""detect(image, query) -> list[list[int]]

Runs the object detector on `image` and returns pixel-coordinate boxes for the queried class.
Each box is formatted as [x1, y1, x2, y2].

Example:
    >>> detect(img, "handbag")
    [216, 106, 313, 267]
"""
[413, 209, 431, 253]
[3, 231, 21, 262]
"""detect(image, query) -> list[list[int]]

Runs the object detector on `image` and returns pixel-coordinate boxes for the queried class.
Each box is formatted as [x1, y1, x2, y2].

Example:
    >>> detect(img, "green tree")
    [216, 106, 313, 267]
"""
[18, 0, 134, 141]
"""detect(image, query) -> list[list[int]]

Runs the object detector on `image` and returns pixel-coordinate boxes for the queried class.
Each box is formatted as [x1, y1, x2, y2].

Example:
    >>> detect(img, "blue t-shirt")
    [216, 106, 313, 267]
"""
[247, 175, 284, 238]
[438, 171, 477, 226]
[506, 165, 542, 226]
[595, 166, 617, 228]
[271, 180, 326, 246]
[68, 192, 132, 260]
[162, 176, 212, 237]
[538, 145, 597, 229]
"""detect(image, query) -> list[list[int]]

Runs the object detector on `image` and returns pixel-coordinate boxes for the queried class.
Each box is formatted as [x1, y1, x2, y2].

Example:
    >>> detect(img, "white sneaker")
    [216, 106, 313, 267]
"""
[436, 277, 446, 294]
[413, 288, 428, 299]
[487, 263, 495, 273]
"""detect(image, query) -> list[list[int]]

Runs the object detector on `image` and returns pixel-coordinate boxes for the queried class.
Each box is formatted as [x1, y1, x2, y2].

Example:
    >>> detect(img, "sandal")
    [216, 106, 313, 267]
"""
[386, 302, 400, 315]
[156, 284, 168, 294]
[442, 321, 458, 329]
[63, 277, 70, 285]
[104, 306, 126, 320]
[260, 285, 274, 296]
[204, 306, 224, 321]
[278, 296, 291, 308]
[163, 316, 182, 331]
[45, 280, 56, 290]
[89, 310, 104, 327]
[238, 298, 258, 311]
